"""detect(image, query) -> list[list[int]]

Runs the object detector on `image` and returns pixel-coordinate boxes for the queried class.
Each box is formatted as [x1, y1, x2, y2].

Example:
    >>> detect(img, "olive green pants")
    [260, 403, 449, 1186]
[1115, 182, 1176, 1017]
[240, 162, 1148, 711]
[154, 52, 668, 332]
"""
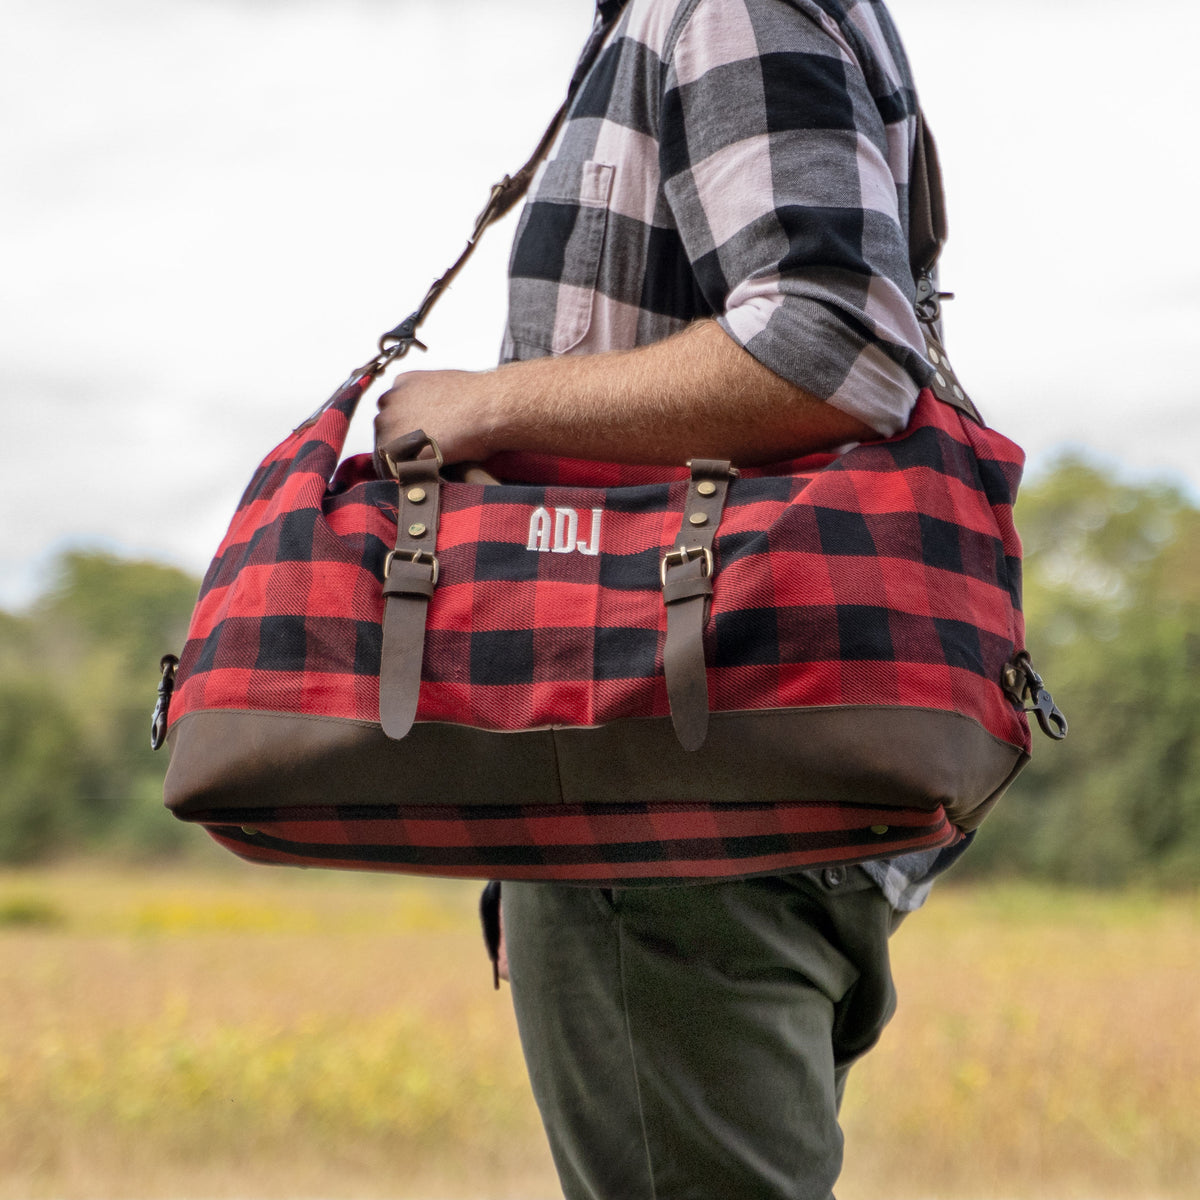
[503, 868, 902, 1200]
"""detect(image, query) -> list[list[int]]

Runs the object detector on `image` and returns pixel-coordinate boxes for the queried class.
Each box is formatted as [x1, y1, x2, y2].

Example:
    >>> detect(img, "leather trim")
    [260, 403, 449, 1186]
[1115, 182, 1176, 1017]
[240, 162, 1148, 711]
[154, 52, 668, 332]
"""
[378, 443, 442, 740]
[164, 705, 1026, 830]
[661, 459, 734, 751]
[921, 326, 982, 424]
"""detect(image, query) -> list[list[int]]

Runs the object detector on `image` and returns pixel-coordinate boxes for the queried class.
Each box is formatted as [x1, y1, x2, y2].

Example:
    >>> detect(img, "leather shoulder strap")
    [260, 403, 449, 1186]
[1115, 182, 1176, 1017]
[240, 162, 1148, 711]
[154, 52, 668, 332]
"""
[909, 107, 947, 279]
[367, 8, 623, 375]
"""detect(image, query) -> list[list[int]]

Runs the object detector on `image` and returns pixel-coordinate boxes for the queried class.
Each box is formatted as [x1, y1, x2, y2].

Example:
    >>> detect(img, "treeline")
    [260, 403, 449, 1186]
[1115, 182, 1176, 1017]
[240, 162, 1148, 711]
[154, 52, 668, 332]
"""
[962, 457, 1200, 887]
[2, 456, 1198, 885]
[0, 553, 200, 862]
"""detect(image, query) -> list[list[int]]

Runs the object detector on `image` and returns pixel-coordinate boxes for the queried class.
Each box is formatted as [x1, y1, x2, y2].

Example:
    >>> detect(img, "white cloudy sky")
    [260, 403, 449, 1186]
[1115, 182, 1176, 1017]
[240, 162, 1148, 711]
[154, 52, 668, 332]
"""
[3, 0, 1197, 610]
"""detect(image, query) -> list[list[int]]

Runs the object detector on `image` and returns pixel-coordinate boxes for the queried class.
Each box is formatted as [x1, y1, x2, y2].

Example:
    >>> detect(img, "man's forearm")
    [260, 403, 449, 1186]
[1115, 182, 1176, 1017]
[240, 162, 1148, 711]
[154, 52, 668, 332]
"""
[374, 318, 877, 466]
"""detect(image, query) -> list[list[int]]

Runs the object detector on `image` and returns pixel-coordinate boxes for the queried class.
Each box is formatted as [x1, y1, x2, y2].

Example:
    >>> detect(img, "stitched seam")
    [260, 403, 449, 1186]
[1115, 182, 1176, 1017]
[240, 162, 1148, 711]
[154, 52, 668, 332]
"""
[549, 727, 565, 803]
[616, 909, 659, 1200]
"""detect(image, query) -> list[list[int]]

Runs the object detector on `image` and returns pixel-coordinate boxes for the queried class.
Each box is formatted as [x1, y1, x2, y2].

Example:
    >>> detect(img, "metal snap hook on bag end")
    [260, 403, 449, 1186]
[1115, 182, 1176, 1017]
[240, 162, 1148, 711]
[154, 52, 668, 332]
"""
[1002, 652, 1068, 741]
[1033, 697, 1068, 741]
[150, 654, 179, 751]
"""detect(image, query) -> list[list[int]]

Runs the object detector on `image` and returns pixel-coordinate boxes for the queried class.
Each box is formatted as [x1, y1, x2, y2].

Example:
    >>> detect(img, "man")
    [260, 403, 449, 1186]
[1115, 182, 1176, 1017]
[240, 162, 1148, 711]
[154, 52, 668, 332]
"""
[375, 2, 964, 1196]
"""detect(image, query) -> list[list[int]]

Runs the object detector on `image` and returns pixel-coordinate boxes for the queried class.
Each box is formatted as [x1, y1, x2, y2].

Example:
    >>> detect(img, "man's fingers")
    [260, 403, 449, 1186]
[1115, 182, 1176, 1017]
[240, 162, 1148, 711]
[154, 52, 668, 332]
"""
[497, 904, 510, 983]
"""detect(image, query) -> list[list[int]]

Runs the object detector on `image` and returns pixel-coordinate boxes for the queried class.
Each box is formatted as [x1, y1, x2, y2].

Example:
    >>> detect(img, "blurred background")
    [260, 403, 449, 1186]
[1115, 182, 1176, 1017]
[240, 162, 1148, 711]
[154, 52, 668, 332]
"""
[2, 1, 1198, 1198]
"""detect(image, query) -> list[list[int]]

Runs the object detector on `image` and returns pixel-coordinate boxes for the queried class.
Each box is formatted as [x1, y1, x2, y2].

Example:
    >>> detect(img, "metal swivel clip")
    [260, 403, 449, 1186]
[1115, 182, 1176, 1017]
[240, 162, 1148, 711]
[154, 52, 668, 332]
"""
[150, 654, 179, 751]
[915, 274, 956, 325]
[1002, 652, 1068, 740]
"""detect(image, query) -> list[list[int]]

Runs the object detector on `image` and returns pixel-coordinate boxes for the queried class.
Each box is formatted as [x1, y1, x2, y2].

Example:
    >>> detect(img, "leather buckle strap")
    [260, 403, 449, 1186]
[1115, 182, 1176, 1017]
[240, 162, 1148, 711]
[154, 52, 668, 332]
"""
[919, 323, 983, 425]
[383, 549, 439, 594]
[659, 545, 713, 589]
[661, 459, 736, 752]
[378, 431, 443, 740]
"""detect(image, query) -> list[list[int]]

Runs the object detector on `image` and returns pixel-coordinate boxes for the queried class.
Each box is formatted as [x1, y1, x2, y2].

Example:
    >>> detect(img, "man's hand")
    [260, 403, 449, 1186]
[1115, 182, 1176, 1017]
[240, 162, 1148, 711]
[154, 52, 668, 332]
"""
[374, 369, 496, 465]
[496, 904, 509, 984]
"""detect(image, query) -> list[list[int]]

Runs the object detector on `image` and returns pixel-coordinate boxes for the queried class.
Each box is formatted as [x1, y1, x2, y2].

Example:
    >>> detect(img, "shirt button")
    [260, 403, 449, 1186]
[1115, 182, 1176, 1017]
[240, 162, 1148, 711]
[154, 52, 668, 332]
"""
[823, 866, 847, 889]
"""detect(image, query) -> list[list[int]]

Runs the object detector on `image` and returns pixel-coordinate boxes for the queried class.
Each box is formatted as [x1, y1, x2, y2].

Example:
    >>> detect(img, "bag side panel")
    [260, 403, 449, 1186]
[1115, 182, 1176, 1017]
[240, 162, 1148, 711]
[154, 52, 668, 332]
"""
[170, 378, 384, 727]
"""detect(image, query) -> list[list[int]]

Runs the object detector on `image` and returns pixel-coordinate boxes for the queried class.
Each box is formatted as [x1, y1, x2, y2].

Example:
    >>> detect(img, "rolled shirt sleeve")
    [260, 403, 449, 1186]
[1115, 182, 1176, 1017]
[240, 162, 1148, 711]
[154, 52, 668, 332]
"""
[659, 0, 933, 435]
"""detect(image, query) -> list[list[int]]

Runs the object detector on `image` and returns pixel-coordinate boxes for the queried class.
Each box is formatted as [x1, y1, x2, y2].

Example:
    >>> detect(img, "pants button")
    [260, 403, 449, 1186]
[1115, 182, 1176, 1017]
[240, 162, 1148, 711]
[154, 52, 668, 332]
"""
[822, 866, 847, 889]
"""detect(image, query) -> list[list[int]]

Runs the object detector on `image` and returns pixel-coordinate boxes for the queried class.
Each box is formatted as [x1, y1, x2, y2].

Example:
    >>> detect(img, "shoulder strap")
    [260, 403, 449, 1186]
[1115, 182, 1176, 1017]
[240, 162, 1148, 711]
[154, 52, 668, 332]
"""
[364, 8, 622, 378]
[907, 110, 984, 423]
[909, 108, 947, 279]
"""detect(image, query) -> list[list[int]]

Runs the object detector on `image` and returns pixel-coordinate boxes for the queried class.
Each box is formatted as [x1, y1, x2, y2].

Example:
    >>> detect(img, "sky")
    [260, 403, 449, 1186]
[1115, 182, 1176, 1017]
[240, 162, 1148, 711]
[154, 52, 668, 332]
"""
[3, 0, 1198, 611]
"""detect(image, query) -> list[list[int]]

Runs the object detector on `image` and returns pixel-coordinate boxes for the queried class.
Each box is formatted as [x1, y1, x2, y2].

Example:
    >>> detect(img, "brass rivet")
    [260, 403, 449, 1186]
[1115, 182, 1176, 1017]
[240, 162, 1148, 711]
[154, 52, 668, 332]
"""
[696, 480, 717, 497]
[407, 487, 426, 504]
[934, 372, 947, 388]
[870, 825, 890, 836]
[408, 523, 427, 538]
[241, 826, 258, 837]
[688, 512, 708, 527]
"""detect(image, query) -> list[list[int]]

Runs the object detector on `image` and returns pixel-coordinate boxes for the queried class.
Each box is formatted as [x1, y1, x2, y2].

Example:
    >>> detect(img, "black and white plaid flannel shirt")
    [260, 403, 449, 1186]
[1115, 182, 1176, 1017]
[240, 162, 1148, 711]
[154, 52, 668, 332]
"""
[501, 0, 963, 907]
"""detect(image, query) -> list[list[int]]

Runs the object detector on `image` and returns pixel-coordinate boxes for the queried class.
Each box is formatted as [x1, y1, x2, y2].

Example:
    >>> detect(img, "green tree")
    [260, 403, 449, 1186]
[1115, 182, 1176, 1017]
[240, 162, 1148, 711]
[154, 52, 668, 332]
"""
[0, 674, 91, 861]
[964, 457, 1200, 886]
[0, 551, 200, 862]
[42, 550, 198, 676]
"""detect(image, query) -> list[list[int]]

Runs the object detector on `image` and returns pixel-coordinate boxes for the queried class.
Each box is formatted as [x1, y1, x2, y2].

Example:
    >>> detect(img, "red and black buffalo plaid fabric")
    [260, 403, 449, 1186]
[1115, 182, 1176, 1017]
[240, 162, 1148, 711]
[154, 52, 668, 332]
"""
[164, 369, 1030, 881]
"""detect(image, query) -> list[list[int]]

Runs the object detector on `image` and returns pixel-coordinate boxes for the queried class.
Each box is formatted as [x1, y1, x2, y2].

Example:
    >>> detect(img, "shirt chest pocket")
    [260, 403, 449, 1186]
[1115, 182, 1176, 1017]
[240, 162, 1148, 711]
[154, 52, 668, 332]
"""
[506, 159, 615, 355]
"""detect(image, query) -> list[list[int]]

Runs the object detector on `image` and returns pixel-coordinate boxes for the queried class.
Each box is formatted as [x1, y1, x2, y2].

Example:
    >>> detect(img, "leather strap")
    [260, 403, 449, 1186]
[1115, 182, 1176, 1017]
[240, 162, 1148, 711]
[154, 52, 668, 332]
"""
[370, 6, 623, 371]
[378, 432, 443, 740]
[921, 324, 982, 424]
[907, 111, 985, 425]
[909, 108, 947, 279]
[661, 459, 736, 751]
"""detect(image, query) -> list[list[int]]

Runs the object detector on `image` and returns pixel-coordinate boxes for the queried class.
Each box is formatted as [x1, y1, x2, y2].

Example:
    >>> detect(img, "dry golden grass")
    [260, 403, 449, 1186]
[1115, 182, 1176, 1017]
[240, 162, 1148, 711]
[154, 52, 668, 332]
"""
[0, 862, 1196, 1200]
[0, 863, 552, 1200]
[840, 887, 1200, 1200]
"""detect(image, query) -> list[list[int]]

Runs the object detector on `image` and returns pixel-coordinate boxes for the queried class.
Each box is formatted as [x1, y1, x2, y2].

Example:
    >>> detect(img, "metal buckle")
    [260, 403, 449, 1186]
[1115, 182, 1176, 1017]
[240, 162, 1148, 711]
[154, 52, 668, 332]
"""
[660, 545, 714, 588]
[384, 549, 439, 586]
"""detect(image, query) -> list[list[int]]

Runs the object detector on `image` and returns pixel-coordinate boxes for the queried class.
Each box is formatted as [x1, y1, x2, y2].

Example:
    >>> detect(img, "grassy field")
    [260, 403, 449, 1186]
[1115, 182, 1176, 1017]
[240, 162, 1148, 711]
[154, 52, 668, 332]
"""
[0, 859, 1196, 1200]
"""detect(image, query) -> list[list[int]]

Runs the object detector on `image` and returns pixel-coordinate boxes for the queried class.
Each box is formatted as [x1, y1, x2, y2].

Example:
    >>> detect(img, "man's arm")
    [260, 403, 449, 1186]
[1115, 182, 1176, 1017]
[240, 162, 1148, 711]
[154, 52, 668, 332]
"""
[374, 317, 876, 467]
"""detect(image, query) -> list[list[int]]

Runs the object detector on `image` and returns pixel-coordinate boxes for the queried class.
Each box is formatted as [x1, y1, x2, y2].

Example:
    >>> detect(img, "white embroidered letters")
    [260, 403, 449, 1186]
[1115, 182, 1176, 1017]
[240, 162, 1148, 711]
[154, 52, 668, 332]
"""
[526, 507, 602, 556]
[578, 508, 602, 556]
[526, 507, 553, 552]
[551, 507, 577, 554]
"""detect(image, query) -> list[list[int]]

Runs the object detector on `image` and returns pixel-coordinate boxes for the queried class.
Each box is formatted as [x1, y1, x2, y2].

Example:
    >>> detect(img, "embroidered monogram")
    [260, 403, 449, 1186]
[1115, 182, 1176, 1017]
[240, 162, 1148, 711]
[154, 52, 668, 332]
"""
[526, 506, 602, 556]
